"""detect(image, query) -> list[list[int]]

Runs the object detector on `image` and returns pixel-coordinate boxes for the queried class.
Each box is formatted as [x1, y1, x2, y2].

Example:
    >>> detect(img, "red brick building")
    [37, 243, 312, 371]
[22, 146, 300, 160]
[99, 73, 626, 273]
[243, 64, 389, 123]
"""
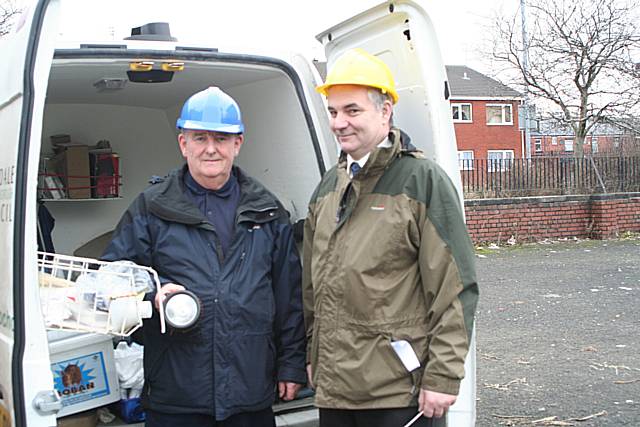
[446, 66, 523, 169]
[530, 121, 635, 156]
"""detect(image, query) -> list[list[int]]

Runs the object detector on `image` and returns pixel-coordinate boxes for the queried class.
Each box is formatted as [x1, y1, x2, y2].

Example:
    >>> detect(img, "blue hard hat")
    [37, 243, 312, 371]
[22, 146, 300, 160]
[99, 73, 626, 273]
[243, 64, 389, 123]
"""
[176, 87, 244, 133]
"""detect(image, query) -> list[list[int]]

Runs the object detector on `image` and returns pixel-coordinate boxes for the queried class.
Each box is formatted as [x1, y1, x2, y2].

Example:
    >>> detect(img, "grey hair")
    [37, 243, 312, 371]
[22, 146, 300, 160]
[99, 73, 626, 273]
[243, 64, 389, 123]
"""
[367, 88, 394, 126]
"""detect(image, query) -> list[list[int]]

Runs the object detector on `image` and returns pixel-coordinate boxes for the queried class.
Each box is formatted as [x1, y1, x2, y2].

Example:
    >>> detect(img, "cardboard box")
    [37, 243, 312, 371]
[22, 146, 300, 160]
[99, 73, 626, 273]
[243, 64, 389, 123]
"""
[49, 332, 120, 417]
[56, 410, 98, 427]
[49, 145, 91, 199]
[89, 152, 120, 198]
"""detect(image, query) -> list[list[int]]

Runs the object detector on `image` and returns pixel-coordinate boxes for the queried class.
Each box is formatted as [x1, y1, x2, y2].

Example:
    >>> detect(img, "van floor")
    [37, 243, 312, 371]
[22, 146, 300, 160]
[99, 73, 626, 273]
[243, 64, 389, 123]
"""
[97, 415, 142, 427]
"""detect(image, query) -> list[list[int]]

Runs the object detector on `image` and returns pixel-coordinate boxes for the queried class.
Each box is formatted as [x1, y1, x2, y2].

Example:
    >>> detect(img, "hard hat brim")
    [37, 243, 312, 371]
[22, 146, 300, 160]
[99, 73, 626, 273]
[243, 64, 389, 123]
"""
[315, 82, 399, 104]
[176, 119, 244, 134]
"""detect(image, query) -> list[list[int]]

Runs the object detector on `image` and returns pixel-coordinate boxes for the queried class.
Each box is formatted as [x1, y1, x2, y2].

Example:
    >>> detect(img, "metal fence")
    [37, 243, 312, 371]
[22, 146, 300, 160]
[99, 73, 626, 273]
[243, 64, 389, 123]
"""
[460, 156, 640, 199]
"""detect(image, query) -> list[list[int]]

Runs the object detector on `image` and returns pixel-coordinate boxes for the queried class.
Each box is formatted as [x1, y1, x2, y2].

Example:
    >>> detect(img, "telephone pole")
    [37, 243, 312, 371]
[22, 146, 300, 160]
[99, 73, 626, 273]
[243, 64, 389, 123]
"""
[520, 0, 532, 159]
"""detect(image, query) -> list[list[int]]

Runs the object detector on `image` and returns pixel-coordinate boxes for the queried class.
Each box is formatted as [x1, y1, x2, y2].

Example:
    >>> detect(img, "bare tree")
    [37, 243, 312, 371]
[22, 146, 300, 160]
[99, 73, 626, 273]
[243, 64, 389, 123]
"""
[491, 0, 640, 156]
[0, 0, 20, 37]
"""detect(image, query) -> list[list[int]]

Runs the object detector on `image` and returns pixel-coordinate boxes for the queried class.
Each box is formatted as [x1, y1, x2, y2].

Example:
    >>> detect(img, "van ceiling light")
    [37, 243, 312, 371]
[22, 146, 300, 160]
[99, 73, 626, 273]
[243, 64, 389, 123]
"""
[93, 78, 127, 91]
[129, 61, 154, 72]
[162, 62, 185, 72]
[127, 70, 174, 84]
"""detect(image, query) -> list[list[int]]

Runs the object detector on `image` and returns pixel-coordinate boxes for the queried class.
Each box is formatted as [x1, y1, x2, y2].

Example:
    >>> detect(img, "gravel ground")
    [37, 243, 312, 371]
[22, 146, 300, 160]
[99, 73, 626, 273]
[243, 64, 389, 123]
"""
[475, 236, 640, 426]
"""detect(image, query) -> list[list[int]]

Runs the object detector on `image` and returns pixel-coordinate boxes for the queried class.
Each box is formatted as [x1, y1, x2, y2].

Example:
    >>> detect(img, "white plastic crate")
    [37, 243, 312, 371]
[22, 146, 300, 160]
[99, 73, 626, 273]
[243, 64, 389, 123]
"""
[49, 331, 120, 417]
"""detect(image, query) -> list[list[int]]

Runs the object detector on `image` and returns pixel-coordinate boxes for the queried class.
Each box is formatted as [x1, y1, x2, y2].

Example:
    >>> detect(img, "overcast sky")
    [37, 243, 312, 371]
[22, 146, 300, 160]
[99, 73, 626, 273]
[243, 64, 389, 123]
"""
[29, 0, 518, 74]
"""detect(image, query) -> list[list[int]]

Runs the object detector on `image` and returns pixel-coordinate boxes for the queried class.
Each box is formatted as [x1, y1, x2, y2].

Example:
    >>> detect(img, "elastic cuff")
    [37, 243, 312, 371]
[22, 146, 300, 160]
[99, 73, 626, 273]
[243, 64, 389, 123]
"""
[421, 373, 461, 396]
[277, 365, 307, 384]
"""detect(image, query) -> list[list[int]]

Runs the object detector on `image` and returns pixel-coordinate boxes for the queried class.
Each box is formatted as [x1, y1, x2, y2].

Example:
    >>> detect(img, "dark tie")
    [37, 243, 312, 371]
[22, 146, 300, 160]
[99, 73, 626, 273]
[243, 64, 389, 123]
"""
[350, 162, 361, 177]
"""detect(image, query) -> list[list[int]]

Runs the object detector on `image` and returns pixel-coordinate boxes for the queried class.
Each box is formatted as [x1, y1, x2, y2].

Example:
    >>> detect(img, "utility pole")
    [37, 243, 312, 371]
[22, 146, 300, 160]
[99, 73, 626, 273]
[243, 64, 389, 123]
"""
[520, 0, 532, 159]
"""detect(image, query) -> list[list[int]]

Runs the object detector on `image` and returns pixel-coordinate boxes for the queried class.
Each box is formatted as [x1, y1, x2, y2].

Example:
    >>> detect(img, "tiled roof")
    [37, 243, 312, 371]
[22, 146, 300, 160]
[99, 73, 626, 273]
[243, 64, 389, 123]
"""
[446, 65, 522, 98]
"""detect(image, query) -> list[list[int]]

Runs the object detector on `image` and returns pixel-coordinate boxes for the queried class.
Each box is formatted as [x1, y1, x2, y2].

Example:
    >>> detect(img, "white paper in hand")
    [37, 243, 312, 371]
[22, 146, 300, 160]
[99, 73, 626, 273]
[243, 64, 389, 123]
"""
[390, 340, 421, 372]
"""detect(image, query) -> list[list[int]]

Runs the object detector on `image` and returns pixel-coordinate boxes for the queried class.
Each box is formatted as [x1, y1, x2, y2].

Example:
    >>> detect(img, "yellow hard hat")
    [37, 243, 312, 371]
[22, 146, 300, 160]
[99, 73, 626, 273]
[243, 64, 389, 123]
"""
[316, 48, 399, 104]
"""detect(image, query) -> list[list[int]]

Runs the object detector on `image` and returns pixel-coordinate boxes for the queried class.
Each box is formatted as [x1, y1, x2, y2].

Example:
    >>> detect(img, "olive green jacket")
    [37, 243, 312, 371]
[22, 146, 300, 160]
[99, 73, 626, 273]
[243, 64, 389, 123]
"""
[302, 128, 478, 409]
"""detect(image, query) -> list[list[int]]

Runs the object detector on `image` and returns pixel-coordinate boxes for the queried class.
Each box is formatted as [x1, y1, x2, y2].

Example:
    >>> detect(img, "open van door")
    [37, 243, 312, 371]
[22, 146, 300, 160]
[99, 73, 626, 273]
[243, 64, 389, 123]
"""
[317, 1, 476, 425]
[0, 0, 61, 425]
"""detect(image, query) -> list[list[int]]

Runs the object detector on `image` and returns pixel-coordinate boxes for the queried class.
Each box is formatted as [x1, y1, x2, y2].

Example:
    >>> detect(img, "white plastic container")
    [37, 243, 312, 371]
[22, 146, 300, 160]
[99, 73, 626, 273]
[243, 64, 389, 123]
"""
[48, 331, 120, 417]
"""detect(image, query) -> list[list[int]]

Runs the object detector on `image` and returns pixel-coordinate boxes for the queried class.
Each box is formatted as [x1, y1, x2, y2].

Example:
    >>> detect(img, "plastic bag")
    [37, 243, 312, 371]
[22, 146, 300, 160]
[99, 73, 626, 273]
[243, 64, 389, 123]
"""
[75, 261, 155, 311]
[118, 397, 145, 423]
[114, 341, 146, 423]
[114, 341, 144, 395]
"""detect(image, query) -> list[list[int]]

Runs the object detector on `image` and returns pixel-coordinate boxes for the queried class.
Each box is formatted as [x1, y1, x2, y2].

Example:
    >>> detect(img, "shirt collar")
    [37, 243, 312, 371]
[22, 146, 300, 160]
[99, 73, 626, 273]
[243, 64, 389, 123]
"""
[184, 169, 237, 198]
[346, 137, 392, 178]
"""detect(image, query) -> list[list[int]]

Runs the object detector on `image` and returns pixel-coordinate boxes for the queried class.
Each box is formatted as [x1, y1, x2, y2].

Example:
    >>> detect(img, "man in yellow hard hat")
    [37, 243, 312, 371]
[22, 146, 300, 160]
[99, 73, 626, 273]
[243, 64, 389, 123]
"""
[302, 49, 478, 426]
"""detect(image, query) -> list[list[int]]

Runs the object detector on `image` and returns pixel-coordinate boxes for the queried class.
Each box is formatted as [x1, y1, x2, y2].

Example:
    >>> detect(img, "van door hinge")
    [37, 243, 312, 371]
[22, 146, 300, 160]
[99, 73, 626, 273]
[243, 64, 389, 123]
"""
[33, 390, 63, 414]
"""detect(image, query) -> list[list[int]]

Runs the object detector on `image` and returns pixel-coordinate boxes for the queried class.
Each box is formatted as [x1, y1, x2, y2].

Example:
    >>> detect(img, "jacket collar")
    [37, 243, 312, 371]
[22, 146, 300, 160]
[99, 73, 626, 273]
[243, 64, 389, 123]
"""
[337, 127, 421, 179]
[148, 166, 204, 225]
[148, 165, 282, 225]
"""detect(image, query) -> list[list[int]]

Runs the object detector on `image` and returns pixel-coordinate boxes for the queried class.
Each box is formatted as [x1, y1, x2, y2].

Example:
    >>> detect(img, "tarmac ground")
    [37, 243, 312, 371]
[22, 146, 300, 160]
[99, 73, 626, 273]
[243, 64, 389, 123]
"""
[475, 236, 640, 426]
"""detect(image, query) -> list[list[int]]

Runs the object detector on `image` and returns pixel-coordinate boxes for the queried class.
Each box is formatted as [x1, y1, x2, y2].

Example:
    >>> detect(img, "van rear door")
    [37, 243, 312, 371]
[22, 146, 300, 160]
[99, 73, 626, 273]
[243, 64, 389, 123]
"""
[0, 0, 61, 425]
[318, 1, 475, 425]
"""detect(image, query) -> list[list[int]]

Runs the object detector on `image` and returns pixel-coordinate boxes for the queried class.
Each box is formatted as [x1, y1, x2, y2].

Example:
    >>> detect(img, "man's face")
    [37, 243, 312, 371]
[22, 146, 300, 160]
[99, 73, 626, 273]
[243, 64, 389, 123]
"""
[178, 130, 243, 190]
[327, 84, 392, 160]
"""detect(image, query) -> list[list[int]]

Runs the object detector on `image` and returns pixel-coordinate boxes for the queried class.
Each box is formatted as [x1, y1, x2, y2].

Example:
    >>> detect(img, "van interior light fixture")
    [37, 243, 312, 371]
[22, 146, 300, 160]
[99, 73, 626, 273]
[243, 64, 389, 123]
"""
[126, 69, 174, 83]
[162, 62, 185, 72]
[93, 78, 127, 91]
[129, 61, 154, 72]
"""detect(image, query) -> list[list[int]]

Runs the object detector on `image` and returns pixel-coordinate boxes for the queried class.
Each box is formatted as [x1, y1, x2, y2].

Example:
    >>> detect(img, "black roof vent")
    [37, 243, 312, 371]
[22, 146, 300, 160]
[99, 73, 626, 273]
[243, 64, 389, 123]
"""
[125, 22, 177, 42]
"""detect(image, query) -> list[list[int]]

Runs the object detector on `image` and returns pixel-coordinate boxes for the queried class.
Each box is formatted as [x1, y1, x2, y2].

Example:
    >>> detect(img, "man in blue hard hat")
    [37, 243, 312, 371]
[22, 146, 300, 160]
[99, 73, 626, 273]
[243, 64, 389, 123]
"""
[103, 87, 306, 427]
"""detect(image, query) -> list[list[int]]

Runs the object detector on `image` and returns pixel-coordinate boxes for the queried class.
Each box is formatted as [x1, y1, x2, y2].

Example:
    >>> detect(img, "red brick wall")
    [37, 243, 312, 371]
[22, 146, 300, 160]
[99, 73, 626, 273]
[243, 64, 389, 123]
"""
[464, 193, 640, 243]
[452, 100, 523, 158]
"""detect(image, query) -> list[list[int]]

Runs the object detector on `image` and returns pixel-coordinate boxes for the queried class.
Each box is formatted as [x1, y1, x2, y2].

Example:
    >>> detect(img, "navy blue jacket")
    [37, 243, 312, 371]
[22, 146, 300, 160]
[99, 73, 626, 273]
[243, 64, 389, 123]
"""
[102, 165, 306, 420]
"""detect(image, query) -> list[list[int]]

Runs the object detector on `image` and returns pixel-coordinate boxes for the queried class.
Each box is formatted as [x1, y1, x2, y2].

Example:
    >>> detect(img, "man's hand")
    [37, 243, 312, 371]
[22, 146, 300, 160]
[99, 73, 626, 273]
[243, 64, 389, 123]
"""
[154, 283, 185, 310]
[278, 381, 303, 401]
[418, 389, 456, 419]
[306, 363, 314, 390]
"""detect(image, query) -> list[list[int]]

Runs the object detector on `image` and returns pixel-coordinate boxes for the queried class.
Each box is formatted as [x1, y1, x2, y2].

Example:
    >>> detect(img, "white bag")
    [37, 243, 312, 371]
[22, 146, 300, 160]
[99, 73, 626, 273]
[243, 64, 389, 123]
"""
[114, 341, 144, 399]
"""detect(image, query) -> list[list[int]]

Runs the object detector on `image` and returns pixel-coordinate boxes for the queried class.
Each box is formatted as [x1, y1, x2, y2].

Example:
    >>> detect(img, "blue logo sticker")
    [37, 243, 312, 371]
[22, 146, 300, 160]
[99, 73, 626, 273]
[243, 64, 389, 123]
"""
[51, 351, 111, 407]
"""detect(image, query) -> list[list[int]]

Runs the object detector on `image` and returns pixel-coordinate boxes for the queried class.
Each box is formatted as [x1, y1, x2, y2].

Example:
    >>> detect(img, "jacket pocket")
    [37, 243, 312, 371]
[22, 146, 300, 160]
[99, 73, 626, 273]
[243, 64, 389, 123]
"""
[225, 333, 276, 408]
[228, 234, 275, 332]
[145, 340, 212, 410]
[331, 329, 413, 403]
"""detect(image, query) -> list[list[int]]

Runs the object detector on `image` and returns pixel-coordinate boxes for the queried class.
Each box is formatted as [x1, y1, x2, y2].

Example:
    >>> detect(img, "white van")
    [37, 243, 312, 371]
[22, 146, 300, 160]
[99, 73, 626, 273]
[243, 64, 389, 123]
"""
[0, 0, 476, 425]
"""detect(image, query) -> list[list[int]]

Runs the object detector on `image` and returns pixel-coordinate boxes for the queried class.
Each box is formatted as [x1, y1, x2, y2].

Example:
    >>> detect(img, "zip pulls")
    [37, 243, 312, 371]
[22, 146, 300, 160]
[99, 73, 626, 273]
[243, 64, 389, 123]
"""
[335, 182, 356, 228]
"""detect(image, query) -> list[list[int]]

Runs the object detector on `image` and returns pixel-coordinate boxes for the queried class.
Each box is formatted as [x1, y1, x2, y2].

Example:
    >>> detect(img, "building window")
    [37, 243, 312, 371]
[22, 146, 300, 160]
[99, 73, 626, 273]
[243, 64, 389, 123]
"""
[534, 139, 542, 153]
[458, 150, 474, 170]
[452, 103, 472, 122]
[486, 104, 513, 125]
[487, 150, 514, 172]
[591, 137, 598, 154]
[551, 137, 557, 145]
[564, 139, 574, 152]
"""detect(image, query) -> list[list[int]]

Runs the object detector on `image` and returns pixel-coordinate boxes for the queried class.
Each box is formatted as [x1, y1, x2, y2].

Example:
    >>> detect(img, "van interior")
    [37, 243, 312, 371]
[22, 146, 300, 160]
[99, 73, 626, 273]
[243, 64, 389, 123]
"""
[35, 47, 327, 420]
[39, 50, 327, 257]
